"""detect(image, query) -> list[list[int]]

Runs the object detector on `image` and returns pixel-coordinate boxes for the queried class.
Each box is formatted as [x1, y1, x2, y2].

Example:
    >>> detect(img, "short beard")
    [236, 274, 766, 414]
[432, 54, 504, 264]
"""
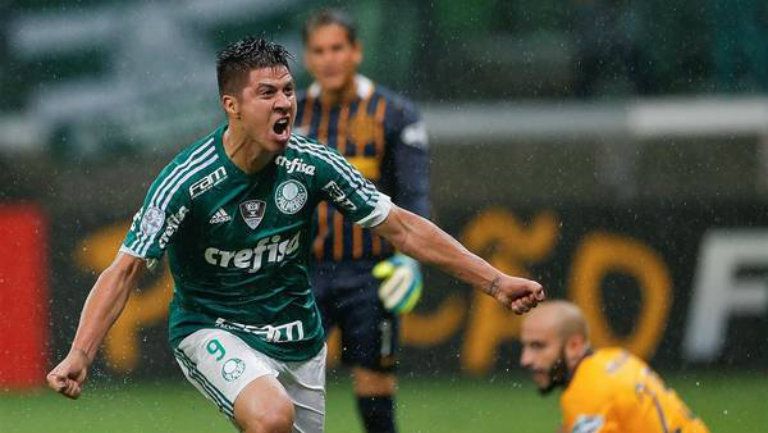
[537, 346, 569, 396]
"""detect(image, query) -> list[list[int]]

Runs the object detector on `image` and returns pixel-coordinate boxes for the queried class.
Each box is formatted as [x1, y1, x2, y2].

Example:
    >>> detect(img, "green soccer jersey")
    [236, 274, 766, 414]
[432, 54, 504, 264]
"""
[121, 124, 392, 361]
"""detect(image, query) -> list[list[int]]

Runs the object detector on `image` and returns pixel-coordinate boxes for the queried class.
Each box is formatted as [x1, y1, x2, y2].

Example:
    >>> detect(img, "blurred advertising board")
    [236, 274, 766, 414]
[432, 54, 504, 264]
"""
[38, 202, 768, 378]
[0, 205, 48, 389]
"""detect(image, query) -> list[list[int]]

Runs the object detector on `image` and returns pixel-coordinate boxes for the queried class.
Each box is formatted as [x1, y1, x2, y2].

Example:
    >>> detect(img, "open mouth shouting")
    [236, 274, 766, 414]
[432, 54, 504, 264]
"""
[271, 116, 291, 144]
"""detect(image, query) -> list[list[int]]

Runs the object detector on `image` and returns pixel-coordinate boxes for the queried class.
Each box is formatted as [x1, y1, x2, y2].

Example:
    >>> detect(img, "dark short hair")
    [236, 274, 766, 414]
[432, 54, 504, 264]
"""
[302, 8, 358, 44]
[216, 36, 293, 97]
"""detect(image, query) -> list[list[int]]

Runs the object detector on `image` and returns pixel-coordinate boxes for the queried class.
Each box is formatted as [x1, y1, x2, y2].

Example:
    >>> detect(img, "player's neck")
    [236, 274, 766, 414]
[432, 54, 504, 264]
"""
[320, 77, 357, 105]
[222, 126, 276, 175]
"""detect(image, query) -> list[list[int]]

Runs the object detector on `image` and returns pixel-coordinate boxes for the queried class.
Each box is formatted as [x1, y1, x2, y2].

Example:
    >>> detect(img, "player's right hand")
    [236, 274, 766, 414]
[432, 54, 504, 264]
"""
[47, 349, 90, 399]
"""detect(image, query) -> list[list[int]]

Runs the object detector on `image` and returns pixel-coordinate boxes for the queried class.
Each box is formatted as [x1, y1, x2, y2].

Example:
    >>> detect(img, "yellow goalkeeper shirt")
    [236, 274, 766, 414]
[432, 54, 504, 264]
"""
[560, 348, 709, 433]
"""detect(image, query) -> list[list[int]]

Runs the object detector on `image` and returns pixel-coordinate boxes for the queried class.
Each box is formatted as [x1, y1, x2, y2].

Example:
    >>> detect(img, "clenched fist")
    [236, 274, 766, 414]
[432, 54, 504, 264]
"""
[486, 275, 546, 314]
[47, 349, 90, 399]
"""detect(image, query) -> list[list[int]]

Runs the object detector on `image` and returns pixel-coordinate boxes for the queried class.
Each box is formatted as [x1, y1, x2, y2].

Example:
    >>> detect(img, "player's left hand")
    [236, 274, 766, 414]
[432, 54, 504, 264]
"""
[487, 275, 545, 314]
[373, 253, 423, 314]
[46, 349, 90, 400]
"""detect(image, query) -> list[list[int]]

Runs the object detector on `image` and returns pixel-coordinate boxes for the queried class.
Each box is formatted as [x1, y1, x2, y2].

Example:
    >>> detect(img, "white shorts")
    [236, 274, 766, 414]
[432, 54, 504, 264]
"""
[173, 328, 326, 433]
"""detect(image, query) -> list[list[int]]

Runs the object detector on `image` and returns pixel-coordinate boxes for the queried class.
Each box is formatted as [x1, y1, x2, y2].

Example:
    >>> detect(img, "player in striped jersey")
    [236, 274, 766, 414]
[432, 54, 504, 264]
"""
[298, 10, 429, 433]
[46, 36, 545, 433]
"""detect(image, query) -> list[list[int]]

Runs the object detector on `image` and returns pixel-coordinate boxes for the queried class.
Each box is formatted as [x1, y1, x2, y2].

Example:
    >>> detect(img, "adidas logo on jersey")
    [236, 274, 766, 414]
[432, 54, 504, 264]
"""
[209, 208, 231, 224]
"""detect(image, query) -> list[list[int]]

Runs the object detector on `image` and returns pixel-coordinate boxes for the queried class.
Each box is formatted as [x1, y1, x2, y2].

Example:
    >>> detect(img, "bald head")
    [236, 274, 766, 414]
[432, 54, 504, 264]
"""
[520, 301, 591, 391]
[524, 300, 589, 342]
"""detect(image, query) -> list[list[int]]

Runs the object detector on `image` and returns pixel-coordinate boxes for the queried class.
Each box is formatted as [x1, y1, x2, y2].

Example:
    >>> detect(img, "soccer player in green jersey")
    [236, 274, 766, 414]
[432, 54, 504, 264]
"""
[46, 37, 545, 433]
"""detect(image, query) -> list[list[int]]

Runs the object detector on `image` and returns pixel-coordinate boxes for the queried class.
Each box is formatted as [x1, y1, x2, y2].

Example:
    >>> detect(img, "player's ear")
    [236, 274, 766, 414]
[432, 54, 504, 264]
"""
[572, 334, 589, 356]
[564, 334, 582, 357]
[352, 41, 363, 66]
[221, 94, 240, 119]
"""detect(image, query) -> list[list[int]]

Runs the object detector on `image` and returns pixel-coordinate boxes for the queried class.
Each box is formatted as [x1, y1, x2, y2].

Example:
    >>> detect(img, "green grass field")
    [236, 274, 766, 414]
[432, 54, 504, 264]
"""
[2, 371, 764, 433]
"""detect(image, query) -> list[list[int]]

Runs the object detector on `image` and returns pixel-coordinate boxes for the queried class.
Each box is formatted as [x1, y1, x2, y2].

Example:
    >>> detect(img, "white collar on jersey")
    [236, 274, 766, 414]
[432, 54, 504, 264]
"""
[307, 74, 374, 100]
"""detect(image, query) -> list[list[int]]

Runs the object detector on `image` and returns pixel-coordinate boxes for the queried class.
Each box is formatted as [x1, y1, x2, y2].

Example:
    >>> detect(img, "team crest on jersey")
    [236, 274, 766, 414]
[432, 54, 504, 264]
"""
[221, 358, 245, 382]
[140, 206, 164, 236]
[275, 180, 308, 214]
[239, 200, 266, 229]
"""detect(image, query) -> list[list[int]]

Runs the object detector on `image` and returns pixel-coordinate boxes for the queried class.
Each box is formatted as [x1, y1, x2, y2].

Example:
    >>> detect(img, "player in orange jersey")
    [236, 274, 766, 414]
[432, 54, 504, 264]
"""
[520, 300, 709, 433]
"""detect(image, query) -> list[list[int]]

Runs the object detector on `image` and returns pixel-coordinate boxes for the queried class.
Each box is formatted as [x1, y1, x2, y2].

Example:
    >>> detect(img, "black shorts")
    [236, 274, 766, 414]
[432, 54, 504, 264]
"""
[312, 260, 399, 372]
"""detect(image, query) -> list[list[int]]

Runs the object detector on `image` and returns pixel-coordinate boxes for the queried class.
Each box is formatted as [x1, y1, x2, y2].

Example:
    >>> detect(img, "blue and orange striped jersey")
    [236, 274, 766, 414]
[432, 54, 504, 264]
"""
[296, 75, 430, 263]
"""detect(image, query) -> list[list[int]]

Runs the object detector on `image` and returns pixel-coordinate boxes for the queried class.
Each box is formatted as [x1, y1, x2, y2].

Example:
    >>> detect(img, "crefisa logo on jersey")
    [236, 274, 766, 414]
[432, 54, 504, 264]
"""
[275, 156, 316, 176]
[159, 205, 189, 249]
[204, 232, 301, 272]
[239, 200, 266, 229]
[275, 180, 308, 214]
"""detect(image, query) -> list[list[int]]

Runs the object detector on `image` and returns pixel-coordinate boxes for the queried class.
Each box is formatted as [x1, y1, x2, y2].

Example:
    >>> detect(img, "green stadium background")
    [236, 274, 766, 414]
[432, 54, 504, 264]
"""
[1, 1, 767, 432]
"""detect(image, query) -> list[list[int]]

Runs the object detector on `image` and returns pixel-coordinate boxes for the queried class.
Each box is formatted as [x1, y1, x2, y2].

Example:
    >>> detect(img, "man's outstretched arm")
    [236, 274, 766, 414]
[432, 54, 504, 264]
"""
[372, 205, 545, 313]
[46, 252, 145, 399]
